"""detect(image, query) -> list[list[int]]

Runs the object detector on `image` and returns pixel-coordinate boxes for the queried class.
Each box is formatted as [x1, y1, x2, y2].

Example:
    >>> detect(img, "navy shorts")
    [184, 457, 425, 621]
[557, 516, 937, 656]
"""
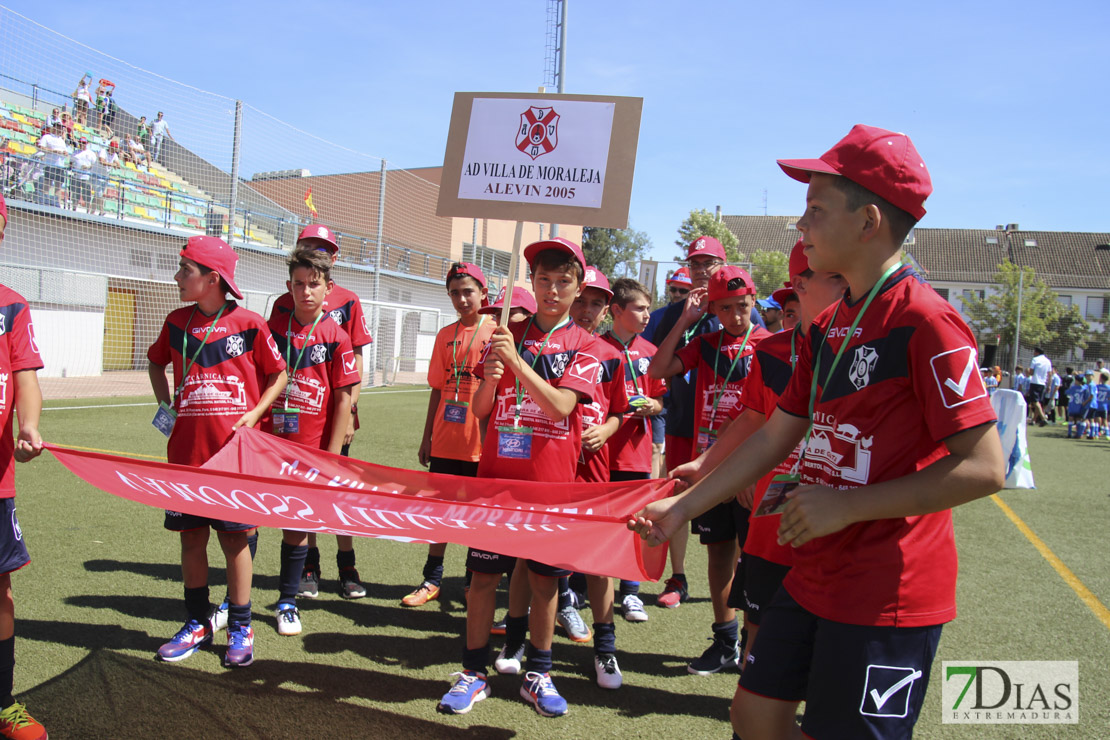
[650, 413, 665, 445]
[740, 588, 942, 739]
[163, 510, 256, 533]
[0, 499, 30, 576]
[429, 456, 480, 477]
[692, 499, 749, 545]
[1092, 409, 1107, 421]
[742, 554, 791, 625]
[465, 548, 568, 577]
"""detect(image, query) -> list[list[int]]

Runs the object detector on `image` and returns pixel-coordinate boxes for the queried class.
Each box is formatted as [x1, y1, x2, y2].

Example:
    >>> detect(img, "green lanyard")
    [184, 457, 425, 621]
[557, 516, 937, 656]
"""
[682, 312, 707, 345]
[451, 316, 486, 402]
[175, 302, 228, 402]
[709, 322, 755, 428]
[285, 311, 326, 400]
[513, 315, 571, 425]
[607, 331, 643, 397]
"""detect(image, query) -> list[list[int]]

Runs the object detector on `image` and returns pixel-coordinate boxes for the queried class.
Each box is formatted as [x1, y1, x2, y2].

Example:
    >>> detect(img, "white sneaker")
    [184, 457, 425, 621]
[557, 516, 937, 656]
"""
[210, 599, 229, 632]
[276, 605, 302, 636]
[621, 593, 649, 622]
[494, 642, 525, 674]
[594, 653, 623, 689]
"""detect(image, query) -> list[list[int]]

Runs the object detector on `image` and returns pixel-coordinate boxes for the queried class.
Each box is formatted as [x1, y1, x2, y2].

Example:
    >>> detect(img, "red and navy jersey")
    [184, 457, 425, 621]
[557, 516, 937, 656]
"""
[148, 302, 286, 467]
[777, 266, 997, 627]
[575, 337, 629, 483]
[651, 299, 720, 438]
[603, 332, 667, 474]
[267, 312, 360, 449]
[0, 286, 43, 497]
[476, 319, 599, 483]
[676, 325, 771, 432]
[271, 283, 373, 348]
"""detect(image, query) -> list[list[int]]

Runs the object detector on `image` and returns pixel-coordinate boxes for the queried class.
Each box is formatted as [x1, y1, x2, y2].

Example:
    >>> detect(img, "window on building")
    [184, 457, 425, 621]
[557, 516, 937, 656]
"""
[985, 236, 999, 245]
[1058, 295, 1072, 307]
[933, 287, 950, 301]
[462, 243, 516, 281]
[1024, 239, 1037, 247]
[962, 289, 985, 305]
[1086, 296, 1108, 320]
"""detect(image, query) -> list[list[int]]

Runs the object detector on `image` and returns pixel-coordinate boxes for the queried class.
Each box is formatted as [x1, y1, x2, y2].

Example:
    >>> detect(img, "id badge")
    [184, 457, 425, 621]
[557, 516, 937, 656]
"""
[443, 400, 469, 424]
[282, 409, 300, 435]
[696, 426, 718, 455]
[151, 402, 177, 438]
[497, 425, 533, 460]
[754, 473, 800, 517]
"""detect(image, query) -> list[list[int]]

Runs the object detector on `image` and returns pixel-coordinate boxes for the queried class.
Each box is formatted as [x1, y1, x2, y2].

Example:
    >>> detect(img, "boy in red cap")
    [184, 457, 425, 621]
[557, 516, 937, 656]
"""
[408, 263, 494, 607]
[479, 286, 537, 325]
[148, 235, 288, 668]
[649, 264, 770, 675]
[631, 125, 1003, 739]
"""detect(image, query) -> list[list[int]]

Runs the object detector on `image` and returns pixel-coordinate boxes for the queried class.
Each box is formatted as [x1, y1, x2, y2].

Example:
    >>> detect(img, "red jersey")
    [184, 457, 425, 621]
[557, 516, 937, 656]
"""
[777, 267, 996, 627]
[427, 317, 496, 462]
[271, 283, 373, 348]
[148, 302, 286, 466]
[0, 287, 43, 497]
[602, 332, 667, 474]
[476, 318, 599, 483]
[575, 337, 629, 483]
[267, 311, 360, 449]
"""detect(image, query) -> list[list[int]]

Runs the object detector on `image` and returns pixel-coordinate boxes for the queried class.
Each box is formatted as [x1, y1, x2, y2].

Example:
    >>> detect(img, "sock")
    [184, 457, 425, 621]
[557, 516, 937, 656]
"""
[557, 576, 573, 610]
[337, 548, 356, 572]
[568, 572, 588, 599]
[673, 572, 688, 586]
[593, 622, 616, 655]
[526, 642, 553, 674]
[465, 569, 473, 588]
[422, 555, 445, 587]
[228, 601, 252, 628]
[0, 636, 13, 709]
[462, 645, 488, 675]
[505, 614, 528, 648]
[246, 531, 258, 561]
[184, 586, 210, 623]
[305, 546, 321, 571]
[712, 617, 739, 645]
[279, 542, 308, 605]
[619, 580, 640, 597]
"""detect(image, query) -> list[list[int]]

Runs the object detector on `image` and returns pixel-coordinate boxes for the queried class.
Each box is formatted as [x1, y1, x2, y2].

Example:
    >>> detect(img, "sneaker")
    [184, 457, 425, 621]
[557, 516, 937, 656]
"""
[339, 568, 367, 599]
[520, 671, 568, 717]
[436, 671, 489, 715]
[0, 702, 46, 740]
[276, 605, 302, 636]
[157, 618, 212, 662]
[621, 593, 649, 622]
[210, 598, 229, 632]
[594, 653, 623, 689]
[298, 569, 320, 599]
[556, 605, 592, 643]
[224, 624, 255, 667]
[494, 642, 525, 674]
[656, 577, 689, 608]
[687, 635, 740, 675]
[490, 613, 507, 636]
[401, 582, 440, 607]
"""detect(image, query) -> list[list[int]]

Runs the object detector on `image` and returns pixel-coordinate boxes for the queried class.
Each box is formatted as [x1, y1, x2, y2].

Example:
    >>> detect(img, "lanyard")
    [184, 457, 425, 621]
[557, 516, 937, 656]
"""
[285, 311, 326, 400]
[709, 322, 755, 428]
[790, 325, 799, 370]
[682, 311, 707, 345]
[451, 316, 485, 401]
[513, 315, 571, 425]
[175, 302, 228, 402]
[607, 331, 643, 397]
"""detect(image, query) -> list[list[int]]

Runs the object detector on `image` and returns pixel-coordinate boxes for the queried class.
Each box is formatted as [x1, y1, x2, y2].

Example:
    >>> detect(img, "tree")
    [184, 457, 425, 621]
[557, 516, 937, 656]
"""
[749, 250, 789, 298]
[581, 226, 652, 280]
[675, 209, 742, 263]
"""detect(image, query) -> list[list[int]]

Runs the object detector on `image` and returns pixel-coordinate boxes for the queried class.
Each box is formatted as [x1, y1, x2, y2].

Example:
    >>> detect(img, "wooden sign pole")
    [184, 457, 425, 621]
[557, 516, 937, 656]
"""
[500, 221, 524, 326]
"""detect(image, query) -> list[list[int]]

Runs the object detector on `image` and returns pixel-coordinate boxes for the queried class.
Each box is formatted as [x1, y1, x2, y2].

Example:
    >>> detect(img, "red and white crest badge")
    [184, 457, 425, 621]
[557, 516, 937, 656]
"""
[516, 106, 559, 160]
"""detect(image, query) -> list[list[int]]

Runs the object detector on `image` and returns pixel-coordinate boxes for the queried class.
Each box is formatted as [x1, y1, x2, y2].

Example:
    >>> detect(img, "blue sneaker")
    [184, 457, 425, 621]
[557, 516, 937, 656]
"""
[223, 624, 255, 667]
[520, 671, 568, 717]
[157, 618, 212, 662]
[437, 670, 489, 715]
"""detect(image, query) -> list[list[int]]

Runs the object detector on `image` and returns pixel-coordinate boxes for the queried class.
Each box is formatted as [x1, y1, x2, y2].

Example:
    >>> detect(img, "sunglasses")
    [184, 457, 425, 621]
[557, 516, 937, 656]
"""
[668, 286, 690, 295]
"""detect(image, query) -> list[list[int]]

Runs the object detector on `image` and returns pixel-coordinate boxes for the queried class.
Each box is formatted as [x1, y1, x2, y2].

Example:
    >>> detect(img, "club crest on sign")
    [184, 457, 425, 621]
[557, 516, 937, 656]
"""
[849, 345, 879, 390]
[516, 106, 559, 160]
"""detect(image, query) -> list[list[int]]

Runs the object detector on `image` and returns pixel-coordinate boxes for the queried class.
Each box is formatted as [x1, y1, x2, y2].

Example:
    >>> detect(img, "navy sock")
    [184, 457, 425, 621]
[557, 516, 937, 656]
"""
[337, 548, 356, 571]
[246, 531, 258, 560]
[557, 576, 573, 609]
[228, 601, 252, 628]
[619, 580, 640, 596]
[423, 555, 445, 586]
[505, 614, 528, 648]
[593, 622, 616, 655]
[279, 542, 308, 604]
[305, 546, 320, 571]
[568, 572, 587, 596]
[184, 586, 210, 622]
[673, 572, 688, 585]
[0, 636, 13, 709]
[713, 618, 739, 645]
[526, 642, 553, 674]
[462, 645, 488, 675]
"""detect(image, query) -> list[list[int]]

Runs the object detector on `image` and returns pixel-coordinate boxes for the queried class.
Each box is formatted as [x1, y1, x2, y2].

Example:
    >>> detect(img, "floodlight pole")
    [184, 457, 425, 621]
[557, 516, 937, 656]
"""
[371, 159, 387, 385]
[1012, 268, 1024, 386]
[228, 100, 243, 247]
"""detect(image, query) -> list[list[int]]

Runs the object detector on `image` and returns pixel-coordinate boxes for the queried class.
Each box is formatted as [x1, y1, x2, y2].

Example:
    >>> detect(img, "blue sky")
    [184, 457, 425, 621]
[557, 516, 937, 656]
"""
[4, 0, 1108, 266]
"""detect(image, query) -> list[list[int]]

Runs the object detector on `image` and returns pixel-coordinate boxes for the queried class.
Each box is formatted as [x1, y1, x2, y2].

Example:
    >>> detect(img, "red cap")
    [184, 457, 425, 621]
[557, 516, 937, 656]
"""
[772, 284, 798, 308]
[180, 236, 243, 299]
[788, 239, 809, 278]
[523, 237, 587, 274]
[297, 224, 339, 254]
[686, 235, 727, 261]
[0, 193, 7, 228]
[479, 286, 538, 316]
[777, 124, 932, 220]
[109, 140, 119, 148]
[582, 265, 613, 299]
[446, 262, 487, 289]
[707, 265, 756, 303]
[666, 266, 692, 287]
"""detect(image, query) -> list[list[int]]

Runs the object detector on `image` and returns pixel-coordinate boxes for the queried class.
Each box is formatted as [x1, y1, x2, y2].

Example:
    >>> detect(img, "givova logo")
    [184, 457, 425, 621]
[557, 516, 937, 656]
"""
[942, 661, 1077, 724]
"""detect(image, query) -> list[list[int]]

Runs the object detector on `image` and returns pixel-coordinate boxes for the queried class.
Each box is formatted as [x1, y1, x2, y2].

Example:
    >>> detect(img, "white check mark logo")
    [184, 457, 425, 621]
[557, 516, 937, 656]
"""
[869, 669, 922, 710]
[944, 353, 976, 397]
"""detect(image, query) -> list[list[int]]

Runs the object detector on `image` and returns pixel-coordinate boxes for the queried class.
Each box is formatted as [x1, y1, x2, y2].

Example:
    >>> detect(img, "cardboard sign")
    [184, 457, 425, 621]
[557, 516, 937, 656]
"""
[437, 92, 642, 228]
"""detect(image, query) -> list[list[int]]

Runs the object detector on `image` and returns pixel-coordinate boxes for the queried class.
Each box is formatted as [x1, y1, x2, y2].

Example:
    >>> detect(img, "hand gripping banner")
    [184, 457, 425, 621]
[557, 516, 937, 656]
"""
[47, 427, 670, 581]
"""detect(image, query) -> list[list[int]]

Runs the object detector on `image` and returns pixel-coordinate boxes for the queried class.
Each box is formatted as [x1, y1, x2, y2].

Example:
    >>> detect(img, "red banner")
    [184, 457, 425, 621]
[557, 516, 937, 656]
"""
[47, 428, 670, 581]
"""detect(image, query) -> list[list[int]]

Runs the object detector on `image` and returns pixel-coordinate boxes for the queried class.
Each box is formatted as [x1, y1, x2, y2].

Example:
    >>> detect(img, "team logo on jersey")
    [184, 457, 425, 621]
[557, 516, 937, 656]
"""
[0, 374, 7, 413]
[803, 415, 873, 484]
[516, 106, 559, 160]
[638, 357, 650, 375]
[0, 314, 5, 336]
[310, 344, 327, 366]
[225, 334, 245, 357]
[930, 346, 987, 409]
[341, 350, 357, 374]
[330, 309, 345, 325]
[178, 375, 247, 415]
[849, 345, 880, 390]
[286, 376, 326, 411]
[550, 351, 570, 377]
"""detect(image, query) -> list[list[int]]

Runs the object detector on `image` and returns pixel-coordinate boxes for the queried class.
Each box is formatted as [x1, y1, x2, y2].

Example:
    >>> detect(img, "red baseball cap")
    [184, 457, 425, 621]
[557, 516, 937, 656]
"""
[686, 235, 727, 261]
[479, 286, 538, 316]
[523, 237, 587, 274]
[582, 265, 613, 299]
[787, 239, 809, 278]
[446, 262, 487, 289]
[297, 224, 339, 254]
[667, 266, 692, 287]
[707, 265, 756, 302]
[772, 285, 798, 308]
[181, 235, 243, 299]
[777, 124, 932, 220]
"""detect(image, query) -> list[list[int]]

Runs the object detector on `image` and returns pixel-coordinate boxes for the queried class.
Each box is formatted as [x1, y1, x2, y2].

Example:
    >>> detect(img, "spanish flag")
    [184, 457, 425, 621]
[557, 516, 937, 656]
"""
[304, 187, 318, 219]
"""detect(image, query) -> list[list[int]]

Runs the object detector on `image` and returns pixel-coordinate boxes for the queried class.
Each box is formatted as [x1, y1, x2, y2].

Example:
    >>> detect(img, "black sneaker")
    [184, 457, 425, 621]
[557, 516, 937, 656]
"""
[687, 635, 740, 675]
[339, 568, 367, 599]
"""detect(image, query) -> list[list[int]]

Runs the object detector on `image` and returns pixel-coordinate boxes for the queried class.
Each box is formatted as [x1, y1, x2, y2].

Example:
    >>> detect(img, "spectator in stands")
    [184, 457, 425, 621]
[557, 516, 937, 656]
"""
[92, 82, 107, 130]
[36, 122, 69, 207]
[102, 88, 117, 138]
[137, 116, 152, 160]
[45, 108, 62, 130]
[72, 74, 93, 126]
[151, 111, 172, 164]
[100, 140, 123, 170]
[59, 112, 78, 150]
[69, 137, 96, 212]
[89, 144, 110, 217]
[126, 134, 149, 169]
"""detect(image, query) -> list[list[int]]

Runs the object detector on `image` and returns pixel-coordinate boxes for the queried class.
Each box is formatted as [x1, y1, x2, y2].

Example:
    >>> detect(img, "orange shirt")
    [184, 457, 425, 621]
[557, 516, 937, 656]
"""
[427, 317, 495, 462]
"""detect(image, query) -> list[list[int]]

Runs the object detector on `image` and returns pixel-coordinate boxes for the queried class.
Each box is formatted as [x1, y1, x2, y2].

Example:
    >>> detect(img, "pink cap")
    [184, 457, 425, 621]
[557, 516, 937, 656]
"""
[446, 262, 487, 289]
[666, 266, 692, 287]
[479, 286, 538, 316]
[297, 224, 339, 254]
[582, 265, 613, 299]
[523, 237, 587, 274]
[686, 235, 727, 261]
[788, 239, 809, 278]
[180, 235, 243, 299]
[707, 265, 756, 302]
[777, 124, 932, 220]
